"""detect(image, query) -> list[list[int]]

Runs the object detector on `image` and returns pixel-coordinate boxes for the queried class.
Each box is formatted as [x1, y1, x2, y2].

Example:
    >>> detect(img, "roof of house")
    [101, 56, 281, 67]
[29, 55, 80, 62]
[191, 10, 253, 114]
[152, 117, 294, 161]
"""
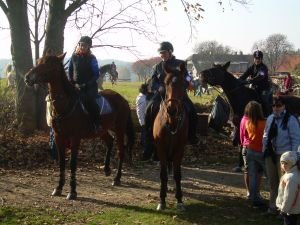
[186, 54, 253, 72]
[276, 55, 300, 72]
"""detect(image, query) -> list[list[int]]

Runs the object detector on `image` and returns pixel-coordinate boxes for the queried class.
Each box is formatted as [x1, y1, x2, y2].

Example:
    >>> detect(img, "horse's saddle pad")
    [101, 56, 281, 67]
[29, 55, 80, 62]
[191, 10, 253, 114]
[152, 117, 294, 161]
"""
[96, 95, 112, 115]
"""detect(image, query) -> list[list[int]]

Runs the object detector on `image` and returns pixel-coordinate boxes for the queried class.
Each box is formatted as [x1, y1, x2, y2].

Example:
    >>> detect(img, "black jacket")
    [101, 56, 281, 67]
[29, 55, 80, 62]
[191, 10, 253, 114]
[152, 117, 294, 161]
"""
[239, 62, 270, 92]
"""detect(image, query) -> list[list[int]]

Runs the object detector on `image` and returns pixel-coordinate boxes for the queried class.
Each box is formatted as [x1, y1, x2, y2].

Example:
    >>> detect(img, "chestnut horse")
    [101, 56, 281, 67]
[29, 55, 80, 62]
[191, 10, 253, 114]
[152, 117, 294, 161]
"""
[153, 62, 189, 211]
[25, 53, 135, 200]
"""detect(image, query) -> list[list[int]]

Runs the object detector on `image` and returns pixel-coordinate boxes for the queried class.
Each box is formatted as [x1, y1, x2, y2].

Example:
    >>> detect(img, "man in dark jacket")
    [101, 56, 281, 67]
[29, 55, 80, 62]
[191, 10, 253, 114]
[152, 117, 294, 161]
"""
[239, 50, 272, 116]
[68, 36, 101, 131]
[145, 41, 199, 151]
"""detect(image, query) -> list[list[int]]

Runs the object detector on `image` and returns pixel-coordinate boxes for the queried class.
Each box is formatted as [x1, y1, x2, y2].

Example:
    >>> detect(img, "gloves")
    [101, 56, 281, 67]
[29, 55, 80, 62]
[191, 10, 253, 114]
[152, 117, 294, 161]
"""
[75, 83, 86, 89]
[240, 80, 250, 85]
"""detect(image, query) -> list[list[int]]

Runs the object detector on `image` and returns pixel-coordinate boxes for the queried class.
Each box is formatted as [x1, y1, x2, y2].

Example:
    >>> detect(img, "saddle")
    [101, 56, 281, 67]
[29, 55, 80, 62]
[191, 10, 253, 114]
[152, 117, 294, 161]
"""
[79, 95, 112, 115]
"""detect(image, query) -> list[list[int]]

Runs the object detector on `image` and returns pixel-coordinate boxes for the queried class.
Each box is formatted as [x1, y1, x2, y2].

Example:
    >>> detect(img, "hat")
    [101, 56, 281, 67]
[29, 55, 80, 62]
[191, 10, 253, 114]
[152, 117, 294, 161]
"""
[280, 151, 297, 166]
[253, 50, 263, 59]
[79, 36, 92, 46]
[158, 41, 174, 52]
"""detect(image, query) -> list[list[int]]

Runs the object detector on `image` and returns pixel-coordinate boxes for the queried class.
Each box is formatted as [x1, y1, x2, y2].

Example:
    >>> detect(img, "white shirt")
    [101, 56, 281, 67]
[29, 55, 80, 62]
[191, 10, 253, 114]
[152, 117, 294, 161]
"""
[136, 93, 147, 126]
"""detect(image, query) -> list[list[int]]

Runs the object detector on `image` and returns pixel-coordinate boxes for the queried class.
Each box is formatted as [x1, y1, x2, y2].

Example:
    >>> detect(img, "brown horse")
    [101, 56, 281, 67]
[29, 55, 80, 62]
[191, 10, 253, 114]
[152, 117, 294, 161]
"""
[153, 62, 189, 211]
[24, 53, 135, 200]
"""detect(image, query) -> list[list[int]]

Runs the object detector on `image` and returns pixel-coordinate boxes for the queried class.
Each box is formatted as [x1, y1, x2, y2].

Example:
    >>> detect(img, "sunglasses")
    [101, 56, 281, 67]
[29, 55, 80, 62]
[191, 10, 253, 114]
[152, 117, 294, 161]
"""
[272, 104, 283, 107]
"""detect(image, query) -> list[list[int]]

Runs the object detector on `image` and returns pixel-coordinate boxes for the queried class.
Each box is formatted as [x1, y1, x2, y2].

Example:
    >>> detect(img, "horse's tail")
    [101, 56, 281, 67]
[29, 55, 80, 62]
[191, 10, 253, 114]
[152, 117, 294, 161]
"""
[126, 111, 135, 164]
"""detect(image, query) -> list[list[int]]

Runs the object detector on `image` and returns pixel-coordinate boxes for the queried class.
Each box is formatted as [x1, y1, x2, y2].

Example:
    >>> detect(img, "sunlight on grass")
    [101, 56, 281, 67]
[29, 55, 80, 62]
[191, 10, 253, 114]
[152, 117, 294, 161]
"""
[0, 199, 282, 225]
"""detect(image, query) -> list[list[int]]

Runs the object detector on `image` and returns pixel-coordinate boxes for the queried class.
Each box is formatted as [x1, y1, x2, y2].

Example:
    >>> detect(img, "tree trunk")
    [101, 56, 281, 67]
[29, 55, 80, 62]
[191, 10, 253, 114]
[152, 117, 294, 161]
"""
[7, 0, 36, 133]
[43, 0, 67, 55]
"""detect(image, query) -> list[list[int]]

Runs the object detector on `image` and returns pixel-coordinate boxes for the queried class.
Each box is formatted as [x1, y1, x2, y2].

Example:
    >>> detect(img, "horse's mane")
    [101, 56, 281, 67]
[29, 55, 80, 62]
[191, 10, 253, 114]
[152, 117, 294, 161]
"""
[59, 63, 78, 97]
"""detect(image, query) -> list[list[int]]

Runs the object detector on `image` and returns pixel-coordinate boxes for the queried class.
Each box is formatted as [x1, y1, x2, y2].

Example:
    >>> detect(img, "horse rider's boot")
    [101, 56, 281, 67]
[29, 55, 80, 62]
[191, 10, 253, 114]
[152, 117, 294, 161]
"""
[188, 111, 199, 145]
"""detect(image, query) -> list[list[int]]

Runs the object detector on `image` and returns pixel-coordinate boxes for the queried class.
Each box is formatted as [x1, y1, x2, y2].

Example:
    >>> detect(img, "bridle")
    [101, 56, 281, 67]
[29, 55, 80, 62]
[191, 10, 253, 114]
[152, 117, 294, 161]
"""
[161, 96, 185, 135]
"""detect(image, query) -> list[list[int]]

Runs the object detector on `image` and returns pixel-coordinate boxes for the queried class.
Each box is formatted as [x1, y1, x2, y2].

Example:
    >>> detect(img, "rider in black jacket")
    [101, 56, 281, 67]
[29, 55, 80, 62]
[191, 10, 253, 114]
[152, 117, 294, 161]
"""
[239, 50, 272, 116]
[145, 42, 199, 149]
[68, 36, 101, 131]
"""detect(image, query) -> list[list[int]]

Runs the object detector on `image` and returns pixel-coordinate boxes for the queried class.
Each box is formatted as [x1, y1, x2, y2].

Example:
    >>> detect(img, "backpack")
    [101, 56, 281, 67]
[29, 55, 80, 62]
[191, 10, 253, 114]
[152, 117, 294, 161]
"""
[209, 95, 230, 131]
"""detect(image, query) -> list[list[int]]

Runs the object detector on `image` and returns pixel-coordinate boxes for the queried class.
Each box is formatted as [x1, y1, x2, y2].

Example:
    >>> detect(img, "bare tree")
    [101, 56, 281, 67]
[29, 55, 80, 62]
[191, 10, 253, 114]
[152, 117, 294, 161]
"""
[193, 40, 233, 68]
[0, 0, 252, 133]
[252, 33, 294, 73]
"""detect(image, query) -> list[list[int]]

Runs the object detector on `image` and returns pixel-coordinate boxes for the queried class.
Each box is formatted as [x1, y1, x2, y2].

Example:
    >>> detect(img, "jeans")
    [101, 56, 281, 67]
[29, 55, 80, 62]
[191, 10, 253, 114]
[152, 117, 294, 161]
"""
[247, 148, 265, 204]
[265, 154, 282, 209]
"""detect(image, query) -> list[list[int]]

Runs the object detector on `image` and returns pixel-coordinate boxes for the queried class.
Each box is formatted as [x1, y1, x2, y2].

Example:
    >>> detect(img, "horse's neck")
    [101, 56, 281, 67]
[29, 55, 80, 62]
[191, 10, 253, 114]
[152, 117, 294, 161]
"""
[48, 80, 73, 114]
[219, 72, 244, 115]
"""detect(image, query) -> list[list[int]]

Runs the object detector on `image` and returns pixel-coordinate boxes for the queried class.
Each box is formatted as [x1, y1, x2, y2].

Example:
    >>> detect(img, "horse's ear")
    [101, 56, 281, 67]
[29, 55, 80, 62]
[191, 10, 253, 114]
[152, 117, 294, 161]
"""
[223, 61, 231, 70]
[179, 62, 186, 72]
[58, 52, 67, 61]
[45, 48, 53, 56]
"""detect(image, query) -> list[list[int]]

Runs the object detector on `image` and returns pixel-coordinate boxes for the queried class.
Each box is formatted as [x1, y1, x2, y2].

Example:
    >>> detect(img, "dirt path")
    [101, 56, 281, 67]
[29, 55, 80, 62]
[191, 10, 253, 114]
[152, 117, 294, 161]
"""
[0, 163, 252, 213]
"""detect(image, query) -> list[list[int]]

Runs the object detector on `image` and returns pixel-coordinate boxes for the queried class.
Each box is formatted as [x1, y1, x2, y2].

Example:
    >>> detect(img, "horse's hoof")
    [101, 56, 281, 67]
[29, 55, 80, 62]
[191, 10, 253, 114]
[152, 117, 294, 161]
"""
[104, 168, 111, 176]
[177, 203, 185, 211]
[52, 188, 62, 196]
[66, 192, 77, 200]
[112, 180, 121, 186]
[156, 203, 166, 211]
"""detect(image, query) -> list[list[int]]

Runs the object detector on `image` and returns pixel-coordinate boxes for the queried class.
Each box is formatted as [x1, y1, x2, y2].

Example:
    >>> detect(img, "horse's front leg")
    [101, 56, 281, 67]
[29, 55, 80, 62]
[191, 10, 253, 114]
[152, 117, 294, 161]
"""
[157, 159, 168, 211]
[66, 138, 80, 200]
[112, 134, 124, 186]
[103, 132, 114, 176]
[52, 136, 66, 197]
[173, 159, 185, 211]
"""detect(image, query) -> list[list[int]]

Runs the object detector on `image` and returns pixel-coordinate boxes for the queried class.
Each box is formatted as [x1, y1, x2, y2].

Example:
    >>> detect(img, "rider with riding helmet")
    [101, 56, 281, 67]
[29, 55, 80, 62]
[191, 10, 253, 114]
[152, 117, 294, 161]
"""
[239, 50, 272, 116]
[145, 41, 199, 147]
[68, 36, 101, 131]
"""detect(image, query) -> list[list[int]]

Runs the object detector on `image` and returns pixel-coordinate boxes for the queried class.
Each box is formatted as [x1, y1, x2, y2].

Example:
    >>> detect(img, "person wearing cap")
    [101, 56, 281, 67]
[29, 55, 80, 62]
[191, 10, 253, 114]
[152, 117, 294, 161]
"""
[68, 36, 101, 131]
[239, 50, 272, 116]
[262, 96, 300, 214]
[145, 41, 199, 147]
[276, 151, 300, 225]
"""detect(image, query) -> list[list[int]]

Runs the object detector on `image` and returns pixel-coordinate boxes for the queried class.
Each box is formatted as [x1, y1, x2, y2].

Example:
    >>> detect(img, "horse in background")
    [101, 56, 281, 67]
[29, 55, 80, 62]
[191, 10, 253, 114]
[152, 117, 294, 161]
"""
[98, 63, 118, 90]
[4, 64, 16, 87]
[153, 62, 189, 211]
[25, 53, 135, 200]
[191, 77, 210, 96]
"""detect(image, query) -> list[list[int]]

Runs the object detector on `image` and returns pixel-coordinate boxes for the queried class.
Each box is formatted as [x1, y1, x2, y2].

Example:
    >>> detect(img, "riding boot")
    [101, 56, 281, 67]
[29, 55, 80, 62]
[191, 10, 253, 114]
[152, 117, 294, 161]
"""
[184, 96, 199, 145]
[188, 110, 199, 145]
[89, 99, 101, 131]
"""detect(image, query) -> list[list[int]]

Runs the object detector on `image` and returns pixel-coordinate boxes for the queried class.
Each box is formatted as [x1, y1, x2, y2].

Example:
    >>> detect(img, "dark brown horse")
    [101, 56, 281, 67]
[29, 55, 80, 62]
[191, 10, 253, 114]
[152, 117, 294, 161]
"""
[24, 53, 135, 200]
[98, 63, 118, 90]
[153, 62, 189, 211]
[200, 62, 300, 142]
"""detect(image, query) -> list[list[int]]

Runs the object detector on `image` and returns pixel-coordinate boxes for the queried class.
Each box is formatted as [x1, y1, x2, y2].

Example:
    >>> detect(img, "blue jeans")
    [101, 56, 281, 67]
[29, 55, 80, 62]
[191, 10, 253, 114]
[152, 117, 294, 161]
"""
[247, 148, 265, 204]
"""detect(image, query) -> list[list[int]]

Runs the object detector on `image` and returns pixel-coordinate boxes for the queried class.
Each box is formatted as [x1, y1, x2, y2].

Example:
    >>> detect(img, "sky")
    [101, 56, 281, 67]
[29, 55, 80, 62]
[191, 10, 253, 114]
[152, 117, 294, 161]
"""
[0, 0, 299, 62]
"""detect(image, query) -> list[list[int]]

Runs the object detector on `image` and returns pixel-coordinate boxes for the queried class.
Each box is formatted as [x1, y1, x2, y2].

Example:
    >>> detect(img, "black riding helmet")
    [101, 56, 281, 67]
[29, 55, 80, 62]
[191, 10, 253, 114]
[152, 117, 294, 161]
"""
[158, 41, 174, 53]
[79, 36, 92, 47]
[253, 50, 263, 59]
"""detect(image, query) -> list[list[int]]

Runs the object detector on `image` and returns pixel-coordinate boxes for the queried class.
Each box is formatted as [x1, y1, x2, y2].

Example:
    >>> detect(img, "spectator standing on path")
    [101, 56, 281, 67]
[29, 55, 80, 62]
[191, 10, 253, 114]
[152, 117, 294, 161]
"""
[276, 151, 300, 225]
[136, 83, 151, 160]
[263, 96, 300, 215]
[241, 101, 266, 207]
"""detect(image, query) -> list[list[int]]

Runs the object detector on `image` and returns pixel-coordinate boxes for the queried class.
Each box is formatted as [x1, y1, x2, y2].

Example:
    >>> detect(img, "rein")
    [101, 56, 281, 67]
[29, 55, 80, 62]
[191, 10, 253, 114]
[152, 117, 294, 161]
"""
[49, 94, 79, 121]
